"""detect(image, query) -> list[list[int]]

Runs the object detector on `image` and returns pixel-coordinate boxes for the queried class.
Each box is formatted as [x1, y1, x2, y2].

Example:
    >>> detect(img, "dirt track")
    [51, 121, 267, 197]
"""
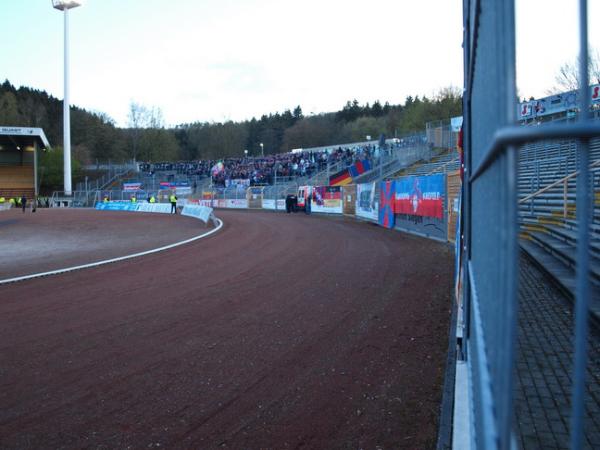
[0, 209, 453, 449]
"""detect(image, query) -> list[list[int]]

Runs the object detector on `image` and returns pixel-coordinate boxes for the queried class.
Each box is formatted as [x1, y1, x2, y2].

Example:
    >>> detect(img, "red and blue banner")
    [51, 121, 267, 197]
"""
[159, 181, 190, 190]
[123, 182, 142, 191]
[379, 180, 395, 229]
[348, 159, 371, 178]
[394, 174, 445, 219]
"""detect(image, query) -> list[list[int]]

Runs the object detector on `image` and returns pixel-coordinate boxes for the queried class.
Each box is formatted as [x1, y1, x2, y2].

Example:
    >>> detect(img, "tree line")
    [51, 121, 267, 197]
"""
[0, 80, 462, 164]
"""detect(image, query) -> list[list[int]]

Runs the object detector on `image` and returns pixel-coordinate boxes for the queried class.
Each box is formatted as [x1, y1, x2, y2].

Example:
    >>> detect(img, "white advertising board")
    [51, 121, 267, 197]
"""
[182, 205, 213, 223]
[262, 199, 286, 210]
[225, 199, 248, 209]
[356, 182, 378, 222]
[311, 203, 343, 214]
[136, 203, 172, 214]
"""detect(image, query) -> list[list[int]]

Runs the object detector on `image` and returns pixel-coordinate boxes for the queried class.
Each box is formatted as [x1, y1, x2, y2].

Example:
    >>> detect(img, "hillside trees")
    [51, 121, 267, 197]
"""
[1, 78, 462, 163]
[548, 49, 600, 94]
[38, 146, 81, 192]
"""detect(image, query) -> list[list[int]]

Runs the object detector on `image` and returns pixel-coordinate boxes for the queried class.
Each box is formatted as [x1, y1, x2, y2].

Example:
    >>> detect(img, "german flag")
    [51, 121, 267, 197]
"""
[329, 168, 353, 186]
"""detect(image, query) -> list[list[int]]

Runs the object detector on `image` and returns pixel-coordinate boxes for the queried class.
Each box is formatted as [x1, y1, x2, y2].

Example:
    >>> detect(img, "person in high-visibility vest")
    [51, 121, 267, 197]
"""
[149, 195, 156, 203]
[169, 193, 178, 214]
[131, 195, 137, 203]
[0, 197, 5, 204]
[9, 198, 16, 207]
[103, 196, 109, 203]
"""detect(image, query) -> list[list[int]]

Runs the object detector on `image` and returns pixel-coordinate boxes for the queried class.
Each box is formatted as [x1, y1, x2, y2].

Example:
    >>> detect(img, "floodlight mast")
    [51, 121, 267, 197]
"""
[52, 0, 82, 195]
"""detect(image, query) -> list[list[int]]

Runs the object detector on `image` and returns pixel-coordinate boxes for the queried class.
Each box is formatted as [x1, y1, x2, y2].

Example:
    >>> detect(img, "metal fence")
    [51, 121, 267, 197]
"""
[75, 163, 133, 192]
[426, 120, 459, 150]
[462, 0, 597, 449]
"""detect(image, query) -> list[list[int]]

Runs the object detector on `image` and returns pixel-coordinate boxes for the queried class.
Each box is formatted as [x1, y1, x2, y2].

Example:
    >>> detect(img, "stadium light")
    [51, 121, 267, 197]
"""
[260, 142, 264, 157]
[52, 0, 83, 195]
[244, 149, 248, 157]
[52, 0, 83, 9]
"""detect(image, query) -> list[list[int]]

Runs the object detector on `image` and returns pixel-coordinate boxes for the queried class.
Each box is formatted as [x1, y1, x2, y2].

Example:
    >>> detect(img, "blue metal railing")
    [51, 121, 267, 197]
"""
[462, 0, 597, 448]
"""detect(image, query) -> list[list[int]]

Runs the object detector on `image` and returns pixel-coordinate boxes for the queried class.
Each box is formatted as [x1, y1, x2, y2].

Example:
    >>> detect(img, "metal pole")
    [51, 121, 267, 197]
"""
[274, 169, 277, 211]
[33, 141, 39, 197]
[63, 7, 72, 195]
[570, 0, 591, 448]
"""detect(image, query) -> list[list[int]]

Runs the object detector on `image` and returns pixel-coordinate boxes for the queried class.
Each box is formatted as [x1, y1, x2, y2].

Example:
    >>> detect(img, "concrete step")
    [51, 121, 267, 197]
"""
[525, 230, 600, 284]
[519, 239, 600, 325]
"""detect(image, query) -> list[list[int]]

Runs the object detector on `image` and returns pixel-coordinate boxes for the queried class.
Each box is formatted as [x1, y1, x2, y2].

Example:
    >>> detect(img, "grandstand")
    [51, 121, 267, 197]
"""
[395, 147, 460, 177]
[0, 127, 49, 202]
[86, 134, 438, 207]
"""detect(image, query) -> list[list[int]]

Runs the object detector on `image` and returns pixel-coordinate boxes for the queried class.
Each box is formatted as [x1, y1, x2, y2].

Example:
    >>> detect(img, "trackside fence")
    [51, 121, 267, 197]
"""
[460, 0, 598, 449]
[181, 172, 458, 243]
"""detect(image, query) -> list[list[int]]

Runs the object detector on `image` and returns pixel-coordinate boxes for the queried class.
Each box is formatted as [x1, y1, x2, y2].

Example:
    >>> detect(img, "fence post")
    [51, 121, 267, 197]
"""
[563, 178, 568, 219]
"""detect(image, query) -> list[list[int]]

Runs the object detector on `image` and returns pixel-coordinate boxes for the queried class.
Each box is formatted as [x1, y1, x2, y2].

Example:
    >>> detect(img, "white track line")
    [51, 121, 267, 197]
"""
[0, 218, 223, 285]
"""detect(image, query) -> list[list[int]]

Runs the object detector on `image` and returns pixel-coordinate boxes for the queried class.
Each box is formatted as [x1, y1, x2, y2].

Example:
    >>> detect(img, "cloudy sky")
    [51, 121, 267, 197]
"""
[2, 0, 598, 127]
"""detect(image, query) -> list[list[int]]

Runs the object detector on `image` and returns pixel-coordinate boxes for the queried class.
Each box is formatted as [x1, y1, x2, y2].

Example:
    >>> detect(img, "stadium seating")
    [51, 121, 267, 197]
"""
[518, 134, 600, 299]
[395, 148, 460, 177]
[0, 166, 35, 203]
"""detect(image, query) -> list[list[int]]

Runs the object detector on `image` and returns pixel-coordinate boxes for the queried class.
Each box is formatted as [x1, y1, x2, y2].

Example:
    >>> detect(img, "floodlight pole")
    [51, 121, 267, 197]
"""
[63, 7, 72, 195]
[53, 1, 81, 196]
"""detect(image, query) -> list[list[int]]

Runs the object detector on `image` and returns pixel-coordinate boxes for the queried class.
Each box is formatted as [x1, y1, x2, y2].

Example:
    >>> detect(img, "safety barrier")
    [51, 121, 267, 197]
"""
[95, 201, 214, 225]
[192, 177, 459, 243]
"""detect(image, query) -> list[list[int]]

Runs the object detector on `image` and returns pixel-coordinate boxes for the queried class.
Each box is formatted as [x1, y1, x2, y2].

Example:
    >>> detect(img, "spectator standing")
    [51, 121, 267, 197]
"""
[20, 195, 27, 213]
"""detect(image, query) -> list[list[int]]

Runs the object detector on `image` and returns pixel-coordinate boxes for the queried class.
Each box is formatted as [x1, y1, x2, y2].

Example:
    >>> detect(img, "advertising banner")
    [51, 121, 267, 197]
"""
[262, 199, 286, 210]
[379, 180, 395, 229]
[159, 182, 192, 195]
[123, 182, 142, 191]
[593, 84, 600, 104]
[395, 174, 444, 219]
[95, 201, 138, 211]
[356, 182, 378, 222]
[225, 179, 250, 189]
[312, 186, 343, 214]
[225, 199, 248, 209]
[136, 203, 171, 214]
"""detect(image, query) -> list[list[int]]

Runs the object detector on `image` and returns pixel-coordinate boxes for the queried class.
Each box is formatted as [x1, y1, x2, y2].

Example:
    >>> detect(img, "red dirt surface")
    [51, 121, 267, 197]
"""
[0, 209, 453, 449]
[0, 209, 209, 279]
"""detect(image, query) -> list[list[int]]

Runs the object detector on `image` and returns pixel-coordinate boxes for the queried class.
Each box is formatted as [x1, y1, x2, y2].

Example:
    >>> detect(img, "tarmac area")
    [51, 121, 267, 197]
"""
[0, 208, 453, 449]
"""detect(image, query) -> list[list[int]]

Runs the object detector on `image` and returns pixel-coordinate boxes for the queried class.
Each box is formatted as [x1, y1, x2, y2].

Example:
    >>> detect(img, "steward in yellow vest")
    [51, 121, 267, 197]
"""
[169, 194, 177, 214]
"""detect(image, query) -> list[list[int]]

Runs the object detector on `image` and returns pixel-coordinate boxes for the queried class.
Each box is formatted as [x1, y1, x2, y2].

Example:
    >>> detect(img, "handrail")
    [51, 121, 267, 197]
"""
[519, 154, 569, 167]
[470, 122, 600, 183]
[519, 159, 600, 203]
[427, 157, 460, 176]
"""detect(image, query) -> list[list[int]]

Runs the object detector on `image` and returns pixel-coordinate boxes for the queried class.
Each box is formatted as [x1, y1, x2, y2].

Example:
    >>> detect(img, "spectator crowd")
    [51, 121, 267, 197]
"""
[138, 143, 391, 187]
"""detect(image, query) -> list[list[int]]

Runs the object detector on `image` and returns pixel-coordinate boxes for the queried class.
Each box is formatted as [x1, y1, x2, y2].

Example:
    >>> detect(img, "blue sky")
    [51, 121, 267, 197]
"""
[1, 0, 598, 127]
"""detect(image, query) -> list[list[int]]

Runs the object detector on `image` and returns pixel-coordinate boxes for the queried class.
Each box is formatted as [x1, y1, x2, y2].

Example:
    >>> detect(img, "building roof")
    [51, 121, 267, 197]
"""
[0, 127, 51, 151]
